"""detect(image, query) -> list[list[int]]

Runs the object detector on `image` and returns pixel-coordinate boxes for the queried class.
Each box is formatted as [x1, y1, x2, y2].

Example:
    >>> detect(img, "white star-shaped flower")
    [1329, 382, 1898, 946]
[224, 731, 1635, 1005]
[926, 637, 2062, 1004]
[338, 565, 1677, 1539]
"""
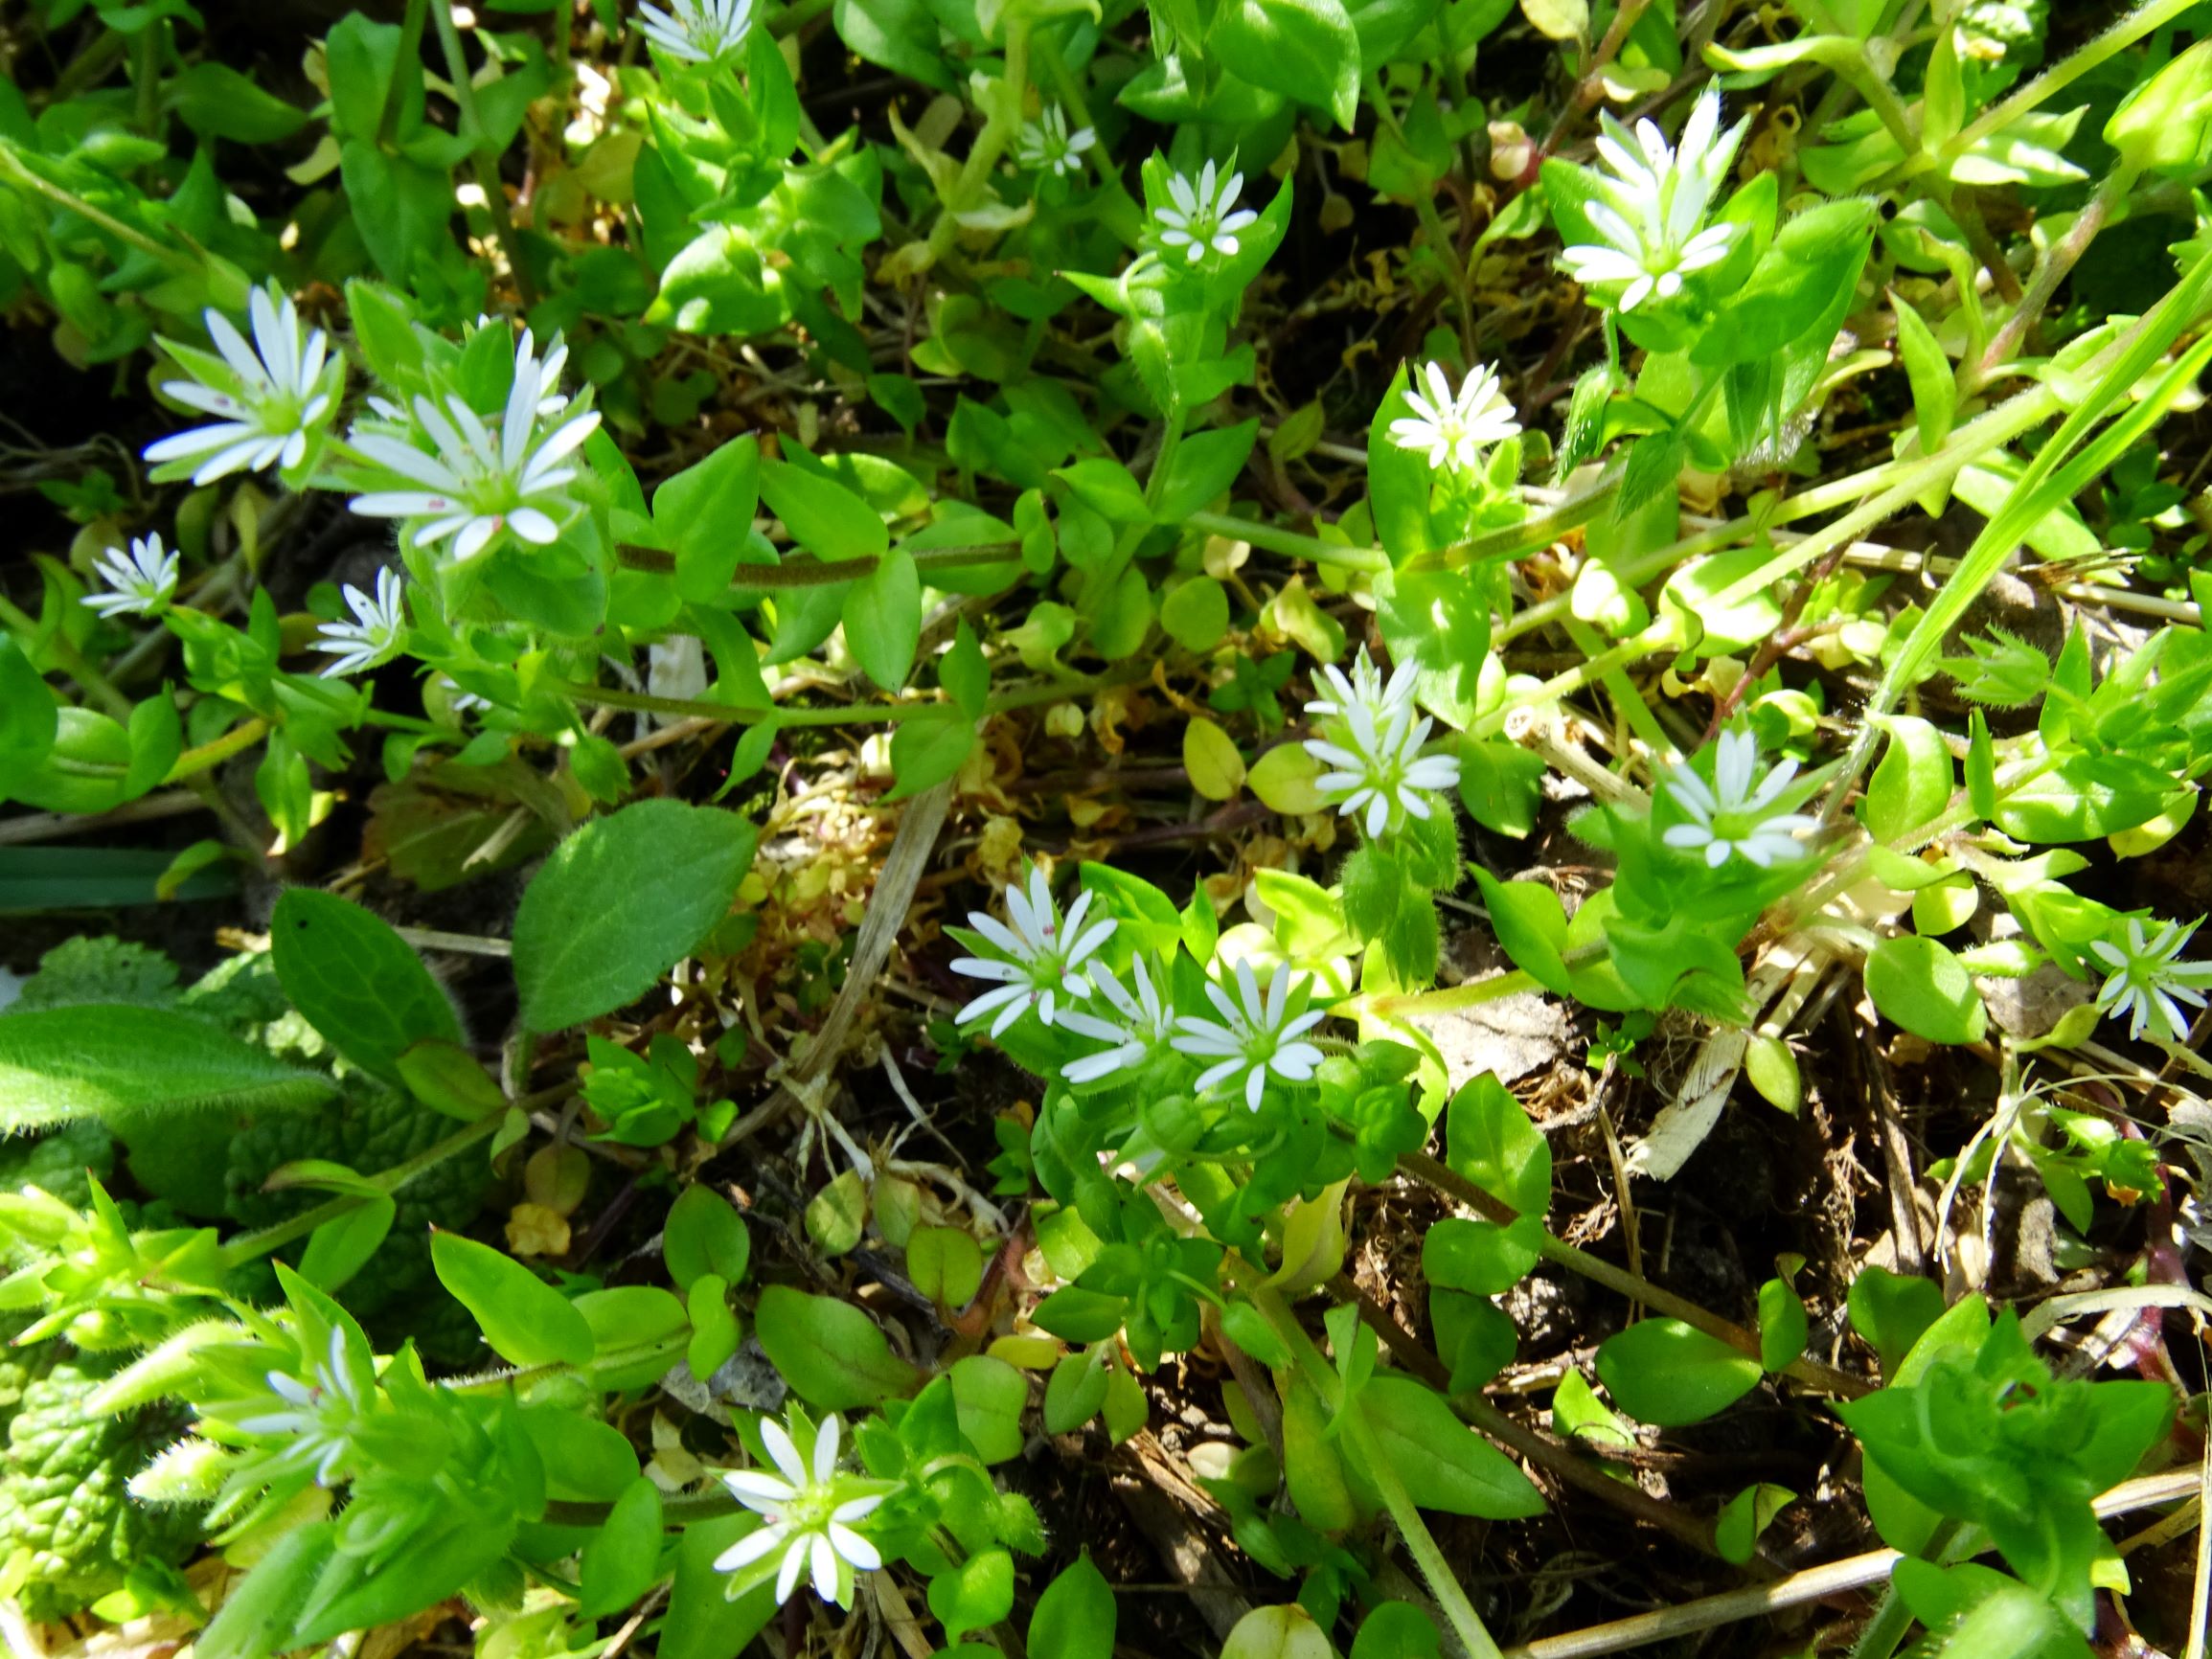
[144, 282, 339, 485]
[2090, 918, 2212, 1043]
[313, 567, 407, 677]
[715, 1411, 885, 1607]
[1559, 82, 1746, 312]
[81, 534, 180, 619]
[637, 0, 755, 62]
[1386, 360, 1523, 474]
[1170, 959, 1326, 1111]
[951, 866, 1116, 1036]
[348, 329, 600, 565]
[1058, 956, 1178, 1084]
[1661, 729, 1818, 869]
[229, 1324, 376, 1488]
[1301, 650, 1462, 839]
[1153, 159, 1259, 263]
[1015, 105, 1097, 178]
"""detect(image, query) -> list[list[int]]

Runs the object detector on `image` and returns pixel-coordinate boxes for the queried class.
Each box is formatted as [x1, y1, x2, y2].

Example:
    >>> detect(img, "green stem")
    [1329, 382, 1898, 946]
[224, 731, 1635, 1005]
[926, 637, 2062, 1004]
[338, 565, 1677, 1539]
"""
[163, 716, 269, 784]
[1848, 1521, 1963, 1659]
[1934, 0, 2197, 181]
[1358, 967, 1539, 1020]
[1349, 1406, 1505, 1659]
[1471, 621, 1680, 741]
[1245, 1282, 1503, 1659]
[1145, 408, 1189, 511]
[430, 0, 537, 307]
[1397, 1148, 1874, 1399]
[219, 1108, 506, 1269]
[0, 146, 195, 271]
[1183, 510, 1389, 573]
[132, 21, 164, 143]
[551, 665, 1148, 727]
[1495, 370, 2057, 651]
[924, 16, 1030, 261]
[614, 540, 1019, 588]
[1562, 614, 1673, 759]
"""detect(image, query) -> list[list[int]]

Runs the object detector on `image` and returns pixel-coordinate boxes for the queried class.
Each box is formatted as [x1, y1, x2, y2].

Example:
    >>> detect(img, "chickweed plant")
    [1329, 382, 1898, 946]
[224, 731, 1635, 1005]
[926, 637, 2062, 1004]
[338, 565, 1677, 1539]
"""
[7, 2, 2212, 1658]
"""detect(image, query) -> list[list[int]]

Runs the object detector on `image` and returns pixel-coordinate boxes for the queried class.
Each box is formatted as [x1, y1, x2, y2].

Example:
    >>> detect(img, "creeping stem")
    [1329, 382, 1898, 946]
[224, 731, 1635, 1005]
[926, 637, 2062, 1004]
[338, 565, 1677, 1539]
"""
[1243, 1280, 1507, 1659]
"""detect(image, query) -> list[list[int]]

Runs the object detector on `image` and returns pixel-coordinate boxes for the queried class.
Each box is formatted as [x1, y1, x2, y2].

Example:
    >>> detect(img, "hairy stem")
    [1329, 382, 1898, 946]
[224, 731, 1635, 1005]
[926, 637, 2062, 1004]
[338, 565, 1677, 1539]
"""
[430, 0, 538, 307]
[219, 1105, 511, 1269]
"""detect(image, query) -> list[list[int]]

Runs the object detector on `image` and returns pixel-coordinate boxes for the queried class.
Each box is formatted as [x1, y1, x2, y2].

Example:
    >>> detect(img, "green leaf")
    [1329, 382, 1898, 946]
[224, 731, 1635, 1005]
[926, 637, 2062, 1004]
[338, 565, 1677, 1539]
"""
[1054, 457, 1151, 525]
[1967, 711, 1998, 822]
[928, 1548, 1015, 1643]
[805, 1169, 868, 1256]
[1160, 576, 1231, 651]
[1422, 1215, 1542, 1295]
[270, 890, 463, 1086]
[1153, 420, 1262, 520]
[1893, 293, 1954, 451]
[1743, 1034, 1802, 1114]
[941, 620, 991, 718]
[396, 1039, 507, 1122]
[1470, 869, 1572, 996]
[0, 637, 56, 795]
[1350, 1602, 1442, 1659]
[1375, 567, 1492, 730]
[1032, 1286, 1129, 1343]
[665, 1185, 751, 1290]
[196, 1521, 339, 1659]
[753, 1285, 920, 1410]
[832, 0, 956, 91]
[1367, 364, 1434, 564]
[1994, 753, 2186, 843]
[1208, 0, 1360, 125]
[1860, 715, 1952, 844]
[1457, 737, 1545, 837]
[1354, 1374, 1546, 1517]
[123, 691, 181, 801]
[1694, 199, 1877, 369]
[1715, 1483, 1795, 1566]
[431, 1231, 596, 1368]
[1103, 1366, 1146, 1442]
[908, 1226, 985, 1307]
[950, 1354, 1027, 1464]
[0, 1005, 336, 1132]
[1432, 1288, 1516, 1392]
[1044, 1352, 1108, 1432]
[1864, 934, 1988, 1045]
[662, 1514, 777, 1659]
[512, 799, 758, 1032]
[1221, 1605, 1336, 1659]
[843, 548, 921, 688]
[654, 436, 761, 603]
[1846, 1265, 1945, 1378]
[886, 708, 974, 800]
[299, 1197, 396, 1295]
[687, 1276, 742, 1379]
[759, 457, 887, 561]
[1594, 1319, 1762, 1426]
[579, 1479, 665, 1618]
[1030, 1556, 1115, 1659]
[169, 62, 308, 142]
[1757, 1277, 1809, 1372]
[1445, 1072, 1551, 1214]
[681, 1283, 742, 1380]
[576, 1286, 692, 1390]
